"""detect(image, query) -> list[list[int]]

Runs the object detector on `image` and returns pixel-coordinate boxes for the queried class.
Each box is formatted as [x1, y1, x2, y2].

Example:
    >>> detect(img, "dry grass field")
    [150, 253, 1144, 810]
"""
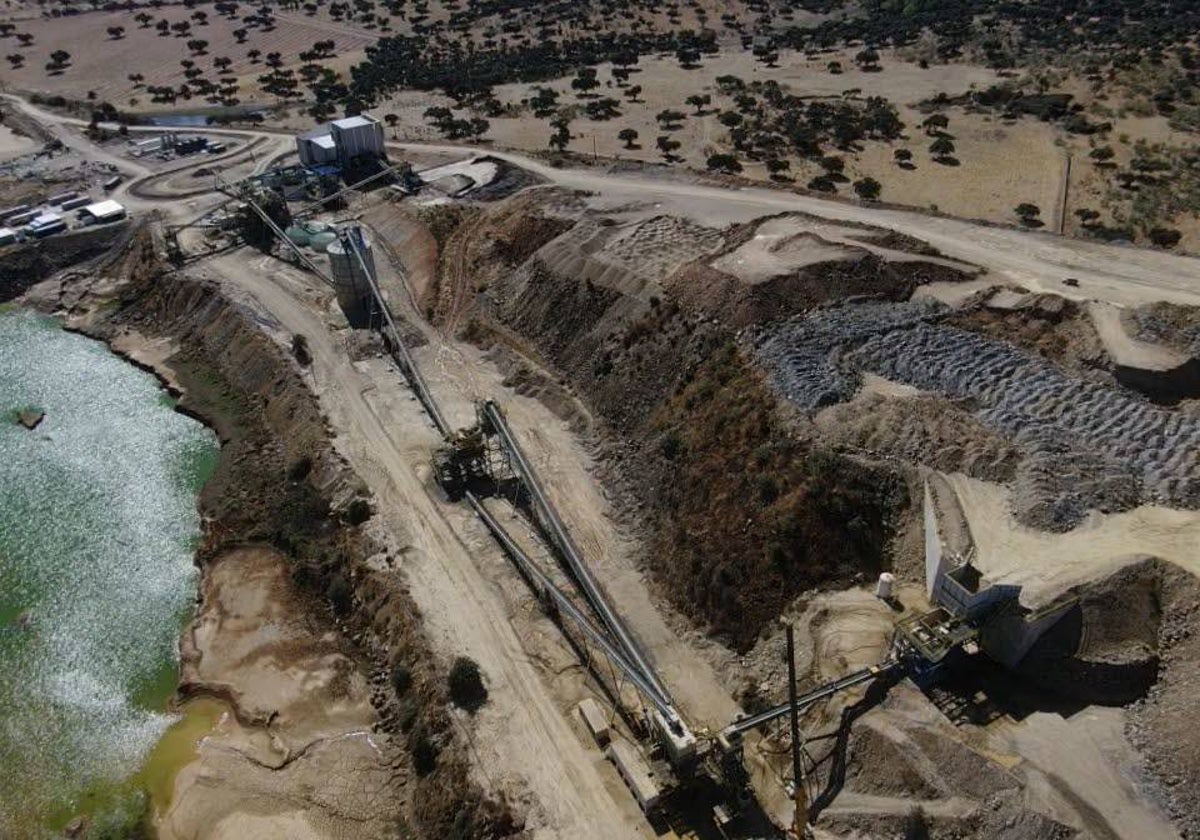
[0, 9, 374, 108]
[364, 48, 1073, 229]
[1, 6, 1194, 246]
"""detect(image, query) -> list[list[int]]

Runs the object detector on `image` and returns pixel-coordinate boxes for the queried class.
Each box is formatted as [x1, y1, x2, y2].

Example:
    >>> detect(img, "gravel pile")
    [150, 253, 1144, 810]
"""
[754, 300, 943, 409]
[757, 301, 1200, 529]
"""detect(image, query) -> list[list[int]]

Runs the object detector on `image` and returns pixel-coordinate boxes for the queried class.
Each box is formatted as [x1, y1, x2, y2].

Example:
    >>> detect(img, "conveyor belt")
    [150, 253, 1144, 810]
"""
[345, 228, 450, 437]
[721, 660, 901, 739]
[465, 491, 675, 715]
[480, 399, 673, 706]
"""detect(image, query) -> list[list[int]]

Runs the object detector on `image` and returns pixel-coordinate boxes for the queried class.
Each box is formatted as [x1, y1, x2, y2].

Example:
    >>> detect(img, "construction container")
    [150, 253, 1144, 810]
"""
[326, 229, 375, 325]
[0, 227, 18, 247]
[59, 196, 91, 211]
[28, 220, 66, 238]
[0, 204, 31, 220]
[577, 699, 611, 747]
[47, 192, 77, 206]
[875, 572, 895, 600]
[607, 741, 660, 813]
[103, 176, 122, 191]
[7, 210, 37, 227]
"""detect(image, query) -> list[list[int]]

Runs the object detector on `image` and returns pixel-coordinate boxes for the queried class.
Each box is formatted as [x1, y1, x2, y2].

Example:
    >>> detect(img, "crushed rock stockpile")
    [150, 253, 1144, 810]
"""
[757, 301, 1200, 530]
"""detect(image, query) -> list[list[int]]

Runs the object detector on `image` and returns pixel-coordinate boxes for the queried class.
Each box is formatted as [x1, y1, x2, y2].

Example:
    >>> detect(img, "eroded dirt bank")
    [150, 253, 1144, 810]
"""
[422, 194, 920, 651]
[29, 228, 511, 839]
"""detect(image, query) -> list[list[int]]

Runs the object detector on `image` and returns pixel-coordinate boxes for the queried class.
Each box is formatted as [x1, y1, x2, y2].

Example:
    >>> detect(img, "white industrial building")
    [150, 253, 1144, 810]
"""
[296, 113, 385, 168]
[79, 200, 127, 225]
[297, 128, 338, 166]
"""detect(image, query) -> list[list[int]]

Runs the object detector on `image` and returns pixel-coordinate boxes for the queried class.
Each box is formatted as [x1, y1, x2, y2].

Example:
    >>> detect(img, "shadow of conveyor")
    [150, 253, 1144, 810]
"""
[806, 668, 906, 823]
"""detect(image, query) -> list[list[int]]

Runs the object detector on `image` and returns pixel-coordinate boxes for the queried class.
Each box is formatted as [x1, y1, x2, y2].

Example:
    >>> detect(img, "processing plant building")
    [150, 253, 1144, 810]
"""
[297, 114, 385, 168]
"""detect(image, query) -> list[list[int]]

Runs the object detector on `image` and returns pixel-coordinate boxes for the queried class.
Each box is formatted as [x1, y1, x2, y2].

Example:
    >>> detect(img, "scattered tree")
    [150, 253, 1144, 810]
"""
[548, 114, 571, 151]
[854, 176, 882, 200]
[656, 134, 681, 161]
[706, 153, 742, 174]
[1014, 202, 1042, 226]
[1148, 227, 1181, 248]
[929, 136, 956, 161]
[685, 93, 711, 115]
[617, 127, 638, 148]
[855, 47, 881, 71]
[922, 113, 949, 135]
[656, 108, 686, 129]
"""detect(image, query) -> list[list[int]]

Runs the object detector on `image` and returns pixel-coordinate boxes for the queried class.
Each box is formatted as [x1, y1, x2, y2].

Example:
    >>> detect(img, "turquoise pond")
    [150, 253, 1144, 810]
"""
[0, 309, 217, 835]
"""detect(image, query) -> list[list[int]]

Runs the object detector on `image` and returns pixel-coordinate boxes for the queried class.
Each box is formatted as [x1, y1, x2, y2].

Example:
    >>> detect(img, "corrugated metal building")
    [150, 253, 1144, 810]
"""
[297, 128, 338, 166]
[330, 114, 384, 164]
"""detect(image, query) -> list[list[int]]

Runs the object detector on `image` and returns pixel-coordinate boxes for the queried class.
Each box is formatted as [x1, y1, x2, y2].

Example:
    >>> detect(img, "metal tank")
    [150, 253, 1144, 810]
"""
[326, 228, 376, 325]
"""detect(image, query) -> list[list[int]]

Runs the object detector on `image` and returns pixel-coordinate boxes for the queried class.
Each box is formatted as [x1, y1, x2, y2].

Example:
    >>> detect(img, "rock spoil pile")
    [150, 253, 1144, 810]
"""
[758, 301, 1200, 529]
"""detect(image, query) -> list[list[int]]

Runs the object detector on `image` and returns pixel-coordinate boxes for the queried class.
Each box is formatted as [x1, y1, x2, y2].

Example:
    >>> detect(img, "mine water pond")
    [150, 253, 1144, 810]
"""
[0, 309, 218, 836]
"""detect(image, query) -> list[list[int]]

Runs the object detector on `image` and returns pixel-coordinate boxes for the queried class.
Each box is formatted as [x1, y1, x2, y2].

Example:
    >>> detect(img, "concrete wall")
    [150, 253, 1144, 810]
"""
[980, 598, 1076, 668]
[924, 481, 947, 599]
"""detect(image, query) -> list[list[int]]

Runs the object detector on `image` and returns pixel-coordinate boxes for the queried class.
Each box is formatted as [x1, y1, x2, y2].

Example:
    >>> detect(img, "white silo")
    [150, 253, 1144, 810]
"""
[327, 228, 376, 326]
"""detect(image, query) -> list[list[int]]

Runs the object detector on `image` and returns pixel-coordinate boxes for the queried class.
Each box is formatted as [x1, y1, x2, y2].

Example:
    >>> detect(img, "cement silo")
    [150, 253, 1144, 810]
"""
[327, 228, 376, 326]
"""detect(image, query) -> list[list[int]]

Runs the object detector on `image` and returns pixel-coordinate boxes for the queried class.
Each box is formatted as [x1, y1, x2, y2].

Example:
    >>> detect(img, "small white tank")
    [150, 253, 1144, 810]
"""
[875, 572, 895, 600]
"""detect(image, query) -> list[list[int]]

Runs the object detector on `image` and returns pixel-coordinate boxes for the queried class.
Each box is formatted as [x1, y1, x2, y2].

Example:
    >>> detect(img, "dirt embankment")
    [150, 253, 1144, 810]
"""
[68, 238, 513, 839]
[435, 195, 912, 651]
[946, 290, 1114, 386]
[0, 222, 132, 302]
[669, 216, 969, 330]
[1011, 556, 1200, 836]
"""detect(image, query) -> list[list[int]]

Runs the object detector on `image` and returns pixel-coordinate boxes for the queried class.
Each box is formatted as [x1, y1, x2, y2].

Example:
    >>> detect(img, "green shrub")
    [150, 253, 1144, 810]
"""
[345, 498, 372, 526]
[412, 725, 438, 776]
[447, 656, 488, 713]
[287, 456, 313, 482]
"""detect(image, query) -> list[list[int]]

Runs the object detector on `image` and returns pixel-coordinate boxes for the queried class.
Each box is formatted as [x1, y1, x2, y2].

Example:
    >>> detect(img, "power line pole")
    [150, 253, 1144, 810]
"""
[785, 620, 809, 838]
